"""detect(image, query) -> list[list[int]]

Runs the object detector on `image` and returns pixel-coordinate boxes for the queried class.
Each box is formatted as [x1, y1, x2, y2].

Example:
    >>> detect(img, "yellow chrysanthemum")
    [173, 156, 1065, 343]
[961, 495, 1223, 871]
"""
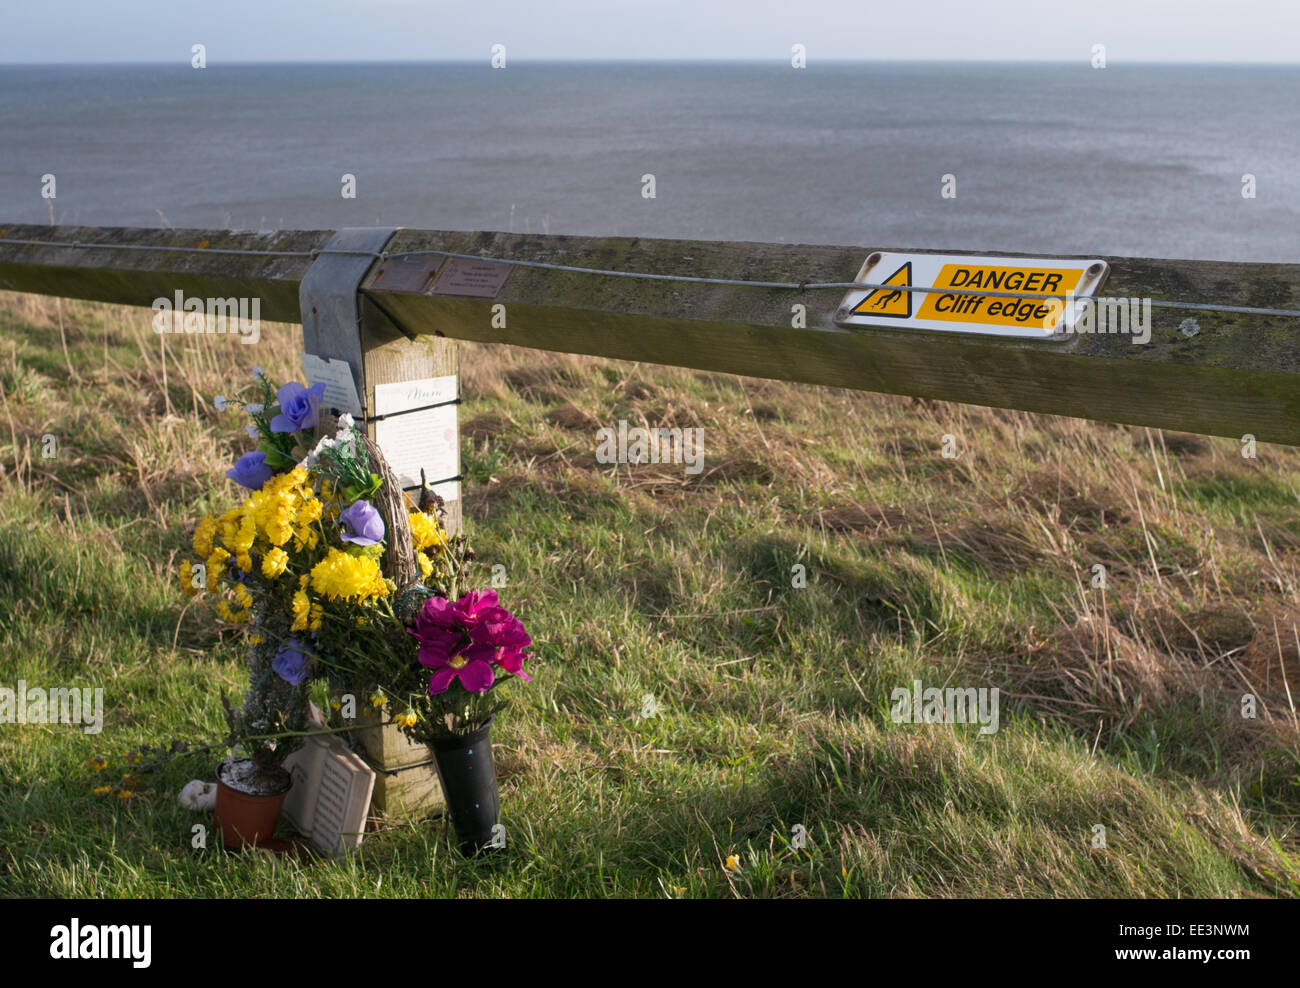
[233, 514, 256, 554]
[310, 549, 389, 602]
[192, 517, 217, 558]
[89, 756, 107, 772]
[179, 561, 199, 597]
[206, 548, 229, 592]
[408, 512, 446, 552]
[368, 693, 385, 709]
[248, 634, 263, 646]
[417, 551, 433, 580]
[234, 583, 254, 609]
[92, 785, 112, 796]
[217, 508, 242, 551]
[297, 498, 323, 526]
[243, 478, 311, 548]
[265, 510, 294, 547]
[291, 590, 311, 632]
[261, 546, 289, 578]
[216, 598, 250, 624]
[309, 603, 323, 632]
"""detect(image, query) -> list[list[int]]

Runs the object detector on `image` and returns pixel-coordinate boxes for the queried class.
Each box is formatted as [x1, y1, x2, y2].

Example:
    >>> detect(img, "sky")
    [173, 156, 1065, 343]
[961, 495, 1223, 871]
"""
[1, 0, 1298, 64]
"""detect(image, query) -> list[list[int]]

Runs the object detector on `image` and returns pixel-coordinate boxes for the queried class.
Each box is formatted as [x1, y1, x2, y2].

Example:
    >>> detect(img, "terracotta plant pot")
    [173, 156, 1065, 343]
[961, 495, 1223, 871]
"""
[213, 758, 292, 849]
[430, 720, 501, 856]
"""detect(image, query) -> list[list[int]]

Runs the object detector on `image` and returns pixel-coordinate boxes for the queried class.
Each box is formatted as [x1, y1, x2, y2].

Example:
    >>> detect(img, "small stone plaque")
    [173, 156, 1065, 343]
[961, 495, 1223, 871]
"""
[282, 725, 376, 856]
[430, 258, 513, 298]
[369, 255, 443, 294]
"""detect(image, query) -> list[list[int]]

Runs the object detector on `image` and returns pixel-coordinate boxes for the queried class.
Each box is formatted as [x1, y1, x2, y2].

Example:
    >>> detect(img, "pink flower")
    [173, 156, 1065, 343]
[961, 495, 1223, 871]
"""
[470, 606, 533, 680]
[421, 637, 497, 694]
[409, 590, 533, 693]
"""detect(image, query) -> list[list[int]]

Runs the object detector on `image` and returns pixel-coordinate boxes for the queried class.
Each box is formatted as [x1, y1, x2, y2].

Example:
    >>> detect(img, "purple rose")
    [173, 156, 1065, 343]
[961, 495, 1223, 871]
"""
[272, 640, 312, 685]
[226, 450, 273, 490]
[270, 381, 326, 434]
[339, 499, 385, 546]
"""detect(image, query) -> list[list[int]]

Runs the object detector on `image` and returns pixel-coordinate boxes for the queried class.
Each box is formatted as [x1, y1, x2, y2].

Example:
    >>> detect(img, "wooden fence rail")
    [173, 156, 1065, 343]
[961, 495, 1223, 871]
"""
[1, 223, 1297, 445]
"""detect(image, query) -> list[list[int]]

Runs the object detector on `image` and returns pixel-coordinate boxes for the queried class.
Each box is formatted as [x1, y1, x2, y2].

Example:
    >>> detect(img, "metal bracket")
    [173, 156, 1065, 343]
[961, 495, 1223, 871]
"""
[298, 227, 399, 417]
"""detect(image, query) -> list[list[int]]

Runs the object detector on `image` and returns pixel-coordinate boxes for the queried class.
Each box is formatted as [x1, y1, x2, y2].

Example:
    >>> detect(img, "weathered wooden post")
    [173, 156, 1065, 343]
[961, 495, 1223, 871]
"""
[299, 228, 461, 820]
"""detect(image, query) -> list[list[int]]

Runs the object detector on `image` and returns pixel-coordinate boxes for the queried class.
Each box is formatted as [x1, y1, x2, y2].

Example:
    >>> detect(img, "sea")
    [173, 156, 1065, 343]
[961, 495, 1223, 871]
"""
[1, 61, 1297, 262]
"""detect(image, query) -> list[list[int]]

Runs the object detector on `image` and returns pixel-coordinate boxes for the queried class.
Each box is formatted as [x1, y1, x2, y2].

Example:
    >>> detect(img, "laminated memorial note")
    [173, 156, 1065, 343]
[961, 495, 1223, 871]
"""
[373, 375, 460, 503]
[301, 352, 364, 418]
[282, 729, 376, 855]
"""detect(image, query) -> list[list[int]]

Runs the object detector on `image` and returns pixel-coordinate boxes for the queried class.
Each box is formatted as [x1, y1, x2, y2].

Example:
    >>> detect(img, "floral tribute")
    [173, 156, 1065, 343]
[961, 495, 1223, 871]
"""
[179, 368, 533, 780]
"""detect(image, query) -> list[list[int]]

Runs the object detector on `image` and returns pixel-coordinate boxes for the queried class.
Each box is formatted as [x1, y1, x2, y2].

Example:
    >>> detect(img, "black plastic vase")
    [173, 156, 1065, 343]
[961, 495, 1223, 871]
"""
[431, 719, 501, 856]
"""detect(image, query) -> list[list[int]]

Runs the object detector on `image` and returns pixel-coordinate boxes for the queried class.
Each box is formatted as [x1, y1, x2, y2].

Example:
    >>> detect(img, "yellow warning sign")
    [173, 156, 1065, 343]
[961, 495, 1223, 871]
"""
[851, 262, 912, 318]
[915, 263, 1087, 330]
[836, 252, 1108, 338]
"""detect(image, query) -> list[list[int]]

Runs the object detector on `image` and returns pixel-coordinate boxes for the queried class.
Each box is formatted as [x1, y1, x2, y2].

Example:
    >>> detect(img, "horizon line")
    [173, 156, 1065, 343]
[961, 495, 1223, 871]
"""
[2, 56, 1299, 67]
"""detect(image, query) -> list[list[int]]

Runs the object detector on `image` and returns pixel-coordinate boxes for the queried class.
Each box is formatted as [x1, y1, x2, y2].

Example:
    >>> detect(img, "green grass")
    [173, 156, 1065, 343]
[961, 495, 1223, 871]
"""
[1, 290, 1298, 897]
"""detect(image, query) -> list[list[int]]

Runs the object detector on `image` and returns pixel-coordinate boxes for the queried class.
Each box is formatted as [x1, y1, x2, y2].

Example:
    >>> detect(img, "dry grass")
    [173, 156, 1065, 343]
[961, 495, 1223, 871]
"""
[1, 288, 1298, 897]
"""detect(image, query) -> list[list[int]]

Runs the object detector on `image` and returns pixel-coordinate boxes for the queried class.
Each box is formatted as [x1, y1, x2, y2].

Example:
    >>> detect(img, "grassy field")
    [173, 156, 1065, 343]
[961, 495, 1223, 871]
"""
[1, 288, 1298, 898]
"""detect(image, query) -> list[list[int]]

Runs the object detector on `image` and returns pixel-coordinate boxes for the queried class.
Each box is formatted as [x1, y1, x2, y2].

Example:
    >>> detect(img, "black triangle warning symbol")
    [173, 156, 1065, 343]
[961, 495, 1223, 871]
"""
[852, 262, 912, 318]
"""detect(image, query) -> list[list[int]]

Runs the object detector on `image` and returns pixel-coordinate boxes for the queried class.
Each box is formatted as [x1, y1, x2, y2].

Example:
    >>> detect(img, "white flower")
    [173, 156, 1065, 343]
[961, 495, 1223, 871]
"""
[252, 365, 265, 379]
[213, 395, 228, 412]
[245, 424, 259, 439]
[245, 403, 264, 415]
[338, 413, 355, 429]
